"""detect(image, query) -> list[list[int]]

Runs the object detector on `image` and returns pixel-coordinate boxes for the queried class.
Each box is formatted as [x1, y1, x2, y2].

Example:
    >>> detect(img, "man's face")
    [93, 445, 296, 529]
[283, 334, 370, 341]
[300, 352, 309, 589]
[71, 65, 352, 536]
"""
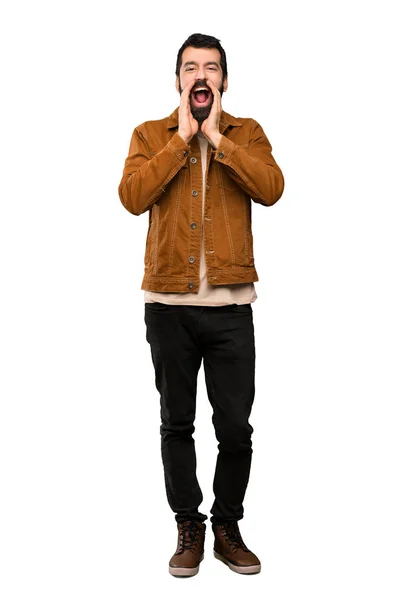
[176, 47, 228, 124]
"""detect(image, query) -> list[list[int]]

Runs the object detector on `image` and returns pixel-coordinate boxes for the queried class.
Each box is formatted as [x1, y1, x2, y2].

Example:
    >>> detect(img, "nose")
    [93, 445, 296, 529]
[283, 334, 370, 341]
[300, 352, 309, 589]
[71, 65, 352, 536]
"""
[196, 67, 205, 80]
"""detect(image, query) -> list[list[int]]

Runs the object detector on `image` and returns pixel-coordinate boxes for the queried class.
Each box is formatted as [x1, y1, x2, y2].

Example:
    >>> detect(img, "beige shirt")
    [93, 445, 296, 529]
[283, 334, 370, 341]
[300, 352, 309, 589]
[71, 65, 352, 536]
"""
[144, 132, 257, 306]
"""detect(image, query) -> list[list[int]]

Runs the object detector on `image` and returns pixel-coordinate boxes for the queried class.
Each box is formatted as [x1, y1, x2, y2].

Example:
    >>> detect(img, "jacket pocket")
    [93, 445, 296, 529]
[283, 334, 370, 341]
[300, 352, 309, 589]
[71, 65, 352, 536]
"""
[243, 194, 255, 267]
[144, 204, 159, 273]
[216, 163, 239, 192]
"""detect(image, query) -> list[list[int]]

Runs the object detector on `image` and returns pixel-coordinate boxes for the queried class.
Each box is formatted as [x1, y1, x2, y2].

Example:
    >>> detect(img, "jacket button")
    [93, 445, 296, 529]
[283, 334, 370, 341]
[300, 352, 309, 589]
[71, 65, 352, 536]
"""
[183, 151, 188, 157]
[190, 222, 197, 229]
[190, 157, 197, 163]
[192, 190, 198, 197]
[218, 152, 224, 159]
[188, 282, 194, 289]
[189, 256, 195, 263]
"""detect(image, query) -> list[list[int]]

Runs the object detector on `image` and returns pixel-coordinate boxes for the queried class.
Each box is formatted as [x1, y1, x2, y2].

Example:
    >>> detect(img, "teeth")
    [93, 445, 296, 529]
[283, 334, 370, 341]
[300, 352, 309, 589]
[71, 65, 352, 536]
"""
[194, 87, 208, 92]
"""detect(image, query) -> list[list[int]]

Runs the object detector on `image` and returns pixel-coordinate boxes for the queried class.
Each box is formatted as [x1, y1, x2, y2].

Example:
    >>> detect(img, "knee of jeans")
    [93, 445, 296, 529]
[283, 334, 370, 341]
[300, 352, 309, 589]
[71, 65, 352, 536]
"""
[214, 424, 253, 454]
[160, 421, 195, 441]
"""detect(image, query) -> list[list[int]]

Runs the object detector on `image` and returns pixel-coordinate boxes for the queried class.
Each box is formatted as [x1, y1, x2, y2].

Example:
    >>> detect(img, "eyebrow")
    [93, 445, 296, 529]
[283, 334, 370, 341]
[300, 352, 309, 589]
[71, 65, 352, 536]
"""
[183, 61, 220, 68]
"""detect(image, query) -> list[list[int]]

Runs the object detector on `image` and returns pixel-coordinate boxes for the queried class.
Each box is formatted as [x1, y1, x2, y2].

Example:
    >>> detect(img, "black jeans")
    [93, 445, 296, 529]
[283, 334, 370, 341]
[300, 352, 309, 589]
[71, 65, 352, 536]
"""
[144, 302, 256, 524]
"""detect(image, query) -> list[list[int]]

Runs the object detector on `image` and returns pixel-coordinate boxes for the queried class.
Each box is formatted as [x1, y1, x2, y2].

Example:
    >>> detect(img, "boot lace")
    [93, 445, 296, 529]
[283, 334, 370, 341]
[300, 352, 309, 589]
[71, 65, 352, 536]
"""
[221, 521, 250, 553]
[178, 521, 202, 554]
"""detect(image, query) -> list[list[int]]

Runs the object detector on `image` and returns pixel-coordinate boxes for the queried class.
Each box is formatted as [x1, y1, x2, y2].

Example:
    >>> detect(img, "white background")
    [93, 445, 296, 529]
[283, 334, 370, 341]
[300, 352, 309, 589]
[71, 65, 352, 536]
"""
[1, 0, 399, 598]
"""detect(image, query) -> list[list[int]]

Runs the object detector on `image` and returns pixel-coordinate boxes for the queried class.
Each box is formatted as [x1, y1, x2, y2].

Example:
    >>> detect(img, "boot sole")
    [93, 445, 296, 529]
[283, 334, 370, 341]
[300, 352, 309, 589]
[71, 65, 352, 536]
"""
[169, 554, 204, 577]
[213, 550, 261, 574]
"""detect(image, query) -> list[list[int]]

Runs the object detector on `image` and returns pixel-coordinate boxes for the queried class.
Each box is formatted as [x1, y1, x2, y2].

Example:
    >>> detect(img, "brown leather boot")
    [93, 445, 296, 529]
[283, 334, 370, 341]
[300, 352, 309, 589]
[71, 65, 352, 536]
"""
[212, 521, 261, 574]
[169, 520, 206, 577]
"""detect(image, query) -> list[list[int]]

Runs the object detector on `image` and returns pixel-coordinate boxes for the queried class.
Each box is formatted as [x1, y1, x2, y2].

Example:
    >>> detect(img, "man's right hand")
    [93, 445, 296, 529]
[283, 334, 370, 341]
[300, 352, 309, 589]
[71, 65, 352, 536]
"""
[178, 80, 198, 144]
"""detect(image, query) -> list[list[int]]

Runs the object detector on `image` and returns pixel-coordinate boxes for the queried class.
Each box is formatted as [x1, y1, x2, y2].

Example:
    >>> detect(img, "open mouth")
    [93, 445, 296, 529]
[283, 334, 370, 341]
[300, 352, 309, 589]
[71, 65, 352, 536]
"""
[191, 86, 212, 106]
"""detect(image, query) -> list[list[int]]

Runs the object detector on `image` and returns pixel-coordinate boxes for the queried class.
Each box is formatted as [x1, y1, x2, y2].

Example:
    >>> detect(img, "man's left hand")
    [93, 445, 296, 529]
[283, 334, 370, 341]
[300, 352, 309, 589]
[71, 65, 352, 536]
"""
[201, 80, 223, 149]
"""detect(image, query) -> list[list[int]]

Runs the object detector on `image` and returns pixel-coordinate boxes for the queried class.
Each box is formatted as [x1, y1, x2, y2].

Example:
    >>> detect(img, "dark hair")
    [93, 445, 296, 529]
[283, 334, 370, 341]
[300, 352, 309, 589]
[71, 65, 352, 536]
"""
[175, 33, 228, 81]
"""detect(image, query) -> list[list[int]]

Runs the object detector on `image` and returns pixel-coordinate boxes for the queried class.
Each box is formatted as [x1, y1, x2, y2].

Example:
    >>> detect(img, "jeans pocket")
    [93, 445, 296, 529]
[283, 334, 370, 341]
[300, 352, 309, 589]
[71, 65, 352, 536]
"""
[230, 303, 252, 312]
[145, 302, 169, 311]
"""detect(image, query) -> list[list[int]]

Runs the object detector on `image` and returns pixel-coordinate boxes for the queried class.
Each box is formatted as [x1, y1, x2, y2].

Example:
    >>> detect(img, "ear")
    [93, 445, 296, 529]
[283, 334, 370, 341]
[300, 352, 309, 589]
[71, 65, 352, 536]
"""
[175, 76, 180, 94]
[223, 76, 228, 93]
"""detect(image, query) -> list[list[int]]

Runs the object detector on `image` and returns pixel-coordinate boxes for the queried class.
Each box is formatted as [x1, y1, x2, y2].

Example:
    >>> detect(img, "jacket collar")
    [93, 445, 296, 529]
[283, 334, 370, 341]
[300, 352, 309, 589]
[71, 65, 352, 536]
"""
[167, 107, 242, 133]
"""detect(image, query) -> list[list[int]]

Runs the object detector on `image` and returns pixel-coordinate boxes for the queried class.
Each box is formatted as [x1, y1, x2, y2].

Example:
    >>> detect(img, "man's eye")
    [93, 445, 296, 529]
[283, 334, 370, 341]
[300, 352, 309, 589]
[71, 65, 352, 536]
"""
[186, 67, 195, 71]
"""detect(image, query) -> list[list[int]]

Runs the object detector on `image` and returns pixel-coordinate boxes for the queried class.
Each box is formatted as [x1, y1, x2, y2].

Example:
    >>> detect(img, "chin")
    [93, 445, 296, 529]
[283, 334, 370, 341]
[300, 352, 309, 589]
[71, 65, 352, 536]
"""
[191, 104, 212, 124]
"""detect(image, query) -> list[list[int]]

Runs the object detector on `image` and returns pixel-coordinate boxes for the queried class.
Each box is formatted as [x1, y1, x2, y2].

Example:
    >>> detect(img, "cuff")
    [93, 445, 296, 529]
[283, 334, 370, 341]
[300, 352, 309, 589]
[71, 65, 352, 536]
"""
[213, 135, 236, 164]
[167, 132, 191, 162]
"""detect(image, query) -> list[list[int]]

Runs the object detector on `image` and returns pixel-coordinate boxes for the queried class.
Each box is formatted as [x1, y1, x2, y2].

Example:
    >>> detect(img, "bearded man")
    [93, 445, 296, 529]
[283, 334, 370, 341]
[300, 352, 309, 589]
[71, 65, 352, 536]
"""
[118, 33, 284, 577]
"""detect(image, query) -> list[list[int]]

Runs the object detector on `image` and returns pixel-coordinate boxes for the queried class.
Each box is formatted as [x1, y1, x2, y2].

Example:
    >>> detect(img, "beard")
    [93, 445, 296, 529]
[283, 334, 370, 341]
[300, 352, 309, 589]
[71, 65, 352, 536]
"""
[179, 78, 224, 125]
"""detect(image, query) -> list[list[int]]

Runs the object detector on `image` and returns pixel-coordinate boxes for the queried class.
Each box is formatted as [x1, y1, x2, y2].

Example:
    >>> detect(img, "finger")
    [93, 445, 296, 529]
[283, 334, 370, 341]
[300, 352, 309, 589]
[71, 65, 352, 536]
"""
[180, 81, 197, 115]
[206, 79, 217, 91]
[206, 80, 221, 110]
[206, 79, 220, 98]
[181, 79, 197, 101]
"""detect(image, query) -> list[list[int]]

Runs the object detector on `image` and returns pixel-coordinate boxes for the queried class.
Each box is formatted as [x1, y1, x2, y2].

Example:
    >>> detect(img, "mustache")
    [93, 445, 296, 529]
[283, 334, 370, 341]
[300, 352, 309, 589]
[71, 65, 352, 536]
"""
[192, 79, 211, 93]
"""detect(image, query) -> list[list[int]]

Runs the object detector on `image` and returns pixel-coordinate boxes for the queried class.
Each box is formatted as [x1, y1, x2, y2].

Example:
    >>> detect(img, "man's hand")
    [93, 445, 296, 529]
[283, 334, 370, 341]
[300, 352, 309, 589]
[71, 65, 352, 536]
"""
[178, 80, 198, 144]
[201, 80, 223, 149]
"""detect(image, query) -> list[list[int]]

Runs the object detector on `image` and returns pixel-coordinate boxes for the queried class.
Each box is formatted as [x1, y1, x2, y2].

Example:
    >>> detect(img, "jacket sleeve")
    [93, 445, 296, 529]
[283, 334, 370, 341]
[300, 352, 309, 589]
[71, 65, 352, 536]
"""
[118, 126, 190, 216]
[214, 119, 284, 207]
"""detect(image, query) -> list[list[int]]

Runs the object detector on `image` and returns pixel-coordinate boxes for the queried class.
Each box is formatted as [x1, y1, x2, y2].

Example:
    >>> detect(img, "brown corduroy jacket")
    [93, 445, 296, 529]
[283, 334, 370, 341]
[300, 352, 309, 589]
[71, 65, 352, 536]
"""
[118, 107, 284, 293]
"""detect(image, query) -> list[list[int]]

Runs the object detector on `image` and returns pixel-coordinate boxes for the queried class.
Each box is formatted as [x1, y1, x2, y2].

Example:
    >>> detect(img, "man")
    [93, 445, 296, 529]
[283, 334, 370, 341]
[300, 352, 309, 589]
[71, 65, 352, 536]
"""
[118, 33, 284, 577]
